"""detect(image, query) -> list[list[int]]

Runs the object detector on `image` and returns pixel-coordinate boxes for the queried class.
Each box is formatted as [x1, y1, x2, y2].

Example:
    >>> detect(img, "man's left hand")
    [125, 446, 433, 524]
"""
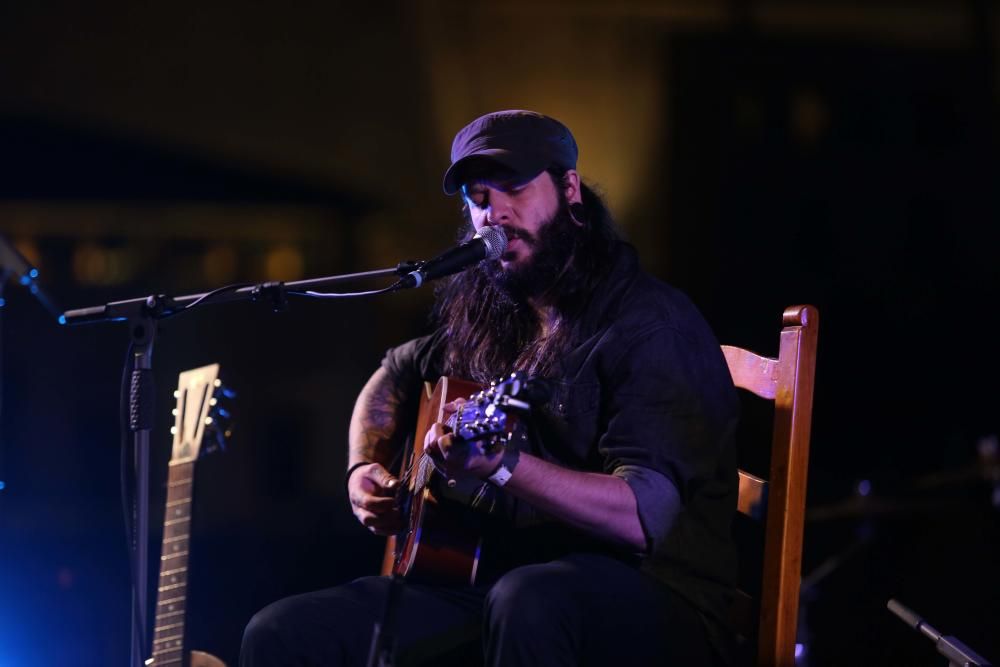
[423, 399, 503, 480]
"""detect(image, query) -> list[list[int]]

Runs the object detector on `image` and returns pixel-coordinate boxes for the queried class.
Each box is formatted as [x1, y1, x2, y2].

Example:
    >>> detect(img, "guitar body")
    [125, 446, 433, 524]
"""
[383, 376, 484, 586]
[189, 650, 227, 667]
[381, 373, 544, 587]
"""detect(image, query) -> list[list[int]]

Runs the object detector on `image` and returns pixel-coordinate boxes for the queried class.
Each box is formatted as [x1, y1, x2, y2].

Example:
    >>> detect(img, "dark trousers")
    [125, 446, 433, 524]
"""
[241, 552, 716, 666]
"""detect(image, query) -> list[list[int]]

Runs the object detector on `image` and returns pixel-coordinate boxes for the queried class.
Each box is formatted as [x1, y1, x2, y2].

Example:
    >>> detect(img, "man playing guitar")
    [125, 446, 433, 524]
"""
[242, 110, 740, 666]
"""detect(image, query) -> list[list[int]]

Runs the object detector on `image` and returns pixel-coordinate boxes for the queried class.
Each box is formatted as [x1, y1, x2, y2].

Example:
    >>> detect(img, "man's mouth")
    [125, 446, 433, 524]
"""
[497, 228, 534, 264]
[501, 226, 530, 242]
[502, 237, 528, 258]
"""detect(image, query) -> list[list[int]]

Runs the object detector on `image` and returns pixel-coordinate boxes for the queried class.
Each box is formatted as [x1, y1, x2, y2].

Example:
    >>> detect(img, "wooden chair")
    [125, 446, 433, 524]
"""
[722, 304, 819, 667]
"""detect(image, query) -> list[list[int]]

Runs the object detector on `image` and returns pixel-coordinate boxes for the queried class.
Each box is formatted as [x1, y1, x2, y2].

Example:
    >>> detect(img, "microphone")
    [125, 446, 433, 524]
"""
[399, 226, 507, 289]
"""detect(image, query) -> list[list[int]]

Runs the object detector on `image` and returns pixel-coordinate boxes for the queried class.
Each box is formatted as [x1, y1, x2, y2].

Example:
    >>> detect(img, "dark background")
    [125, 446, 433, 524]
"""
[1, 2, 997, 665]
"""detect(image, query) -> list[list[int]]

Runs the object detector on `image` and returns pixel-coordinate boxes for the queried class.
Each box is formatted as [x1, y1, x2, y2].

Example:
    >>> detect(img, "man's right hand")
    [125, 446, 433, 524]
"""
[347, 462, 402, 536]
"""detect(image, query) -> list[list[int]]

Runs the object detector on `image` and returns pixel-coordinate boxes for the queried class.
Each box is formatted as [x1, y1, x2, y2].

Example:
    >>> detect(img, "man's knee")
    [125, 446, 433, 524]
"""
[241, 592, 355, 665]
[241, 580, 393, 666]
[485, 564, 578, 629]
[241, 599, 292, 663]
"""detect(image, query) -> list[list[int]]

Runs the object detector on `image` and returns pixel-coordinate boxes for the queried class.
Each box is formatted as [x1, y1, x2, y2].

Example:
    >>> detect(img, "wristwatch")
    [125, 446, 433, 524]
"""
[486, 448, 520, 487]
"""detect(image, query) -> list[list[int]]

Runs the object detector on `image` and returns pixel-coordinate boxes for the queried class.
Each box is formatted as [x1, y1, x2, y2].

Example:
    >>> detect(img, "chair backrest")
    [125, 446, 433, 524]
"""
[722, 305, 819, 667]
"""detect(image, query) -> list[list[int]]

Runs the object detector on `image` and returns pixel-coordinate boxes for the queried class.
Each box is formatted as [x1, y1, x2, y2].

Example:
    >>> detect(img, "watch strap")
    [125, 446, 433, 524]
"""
[487, 448, 520, 487]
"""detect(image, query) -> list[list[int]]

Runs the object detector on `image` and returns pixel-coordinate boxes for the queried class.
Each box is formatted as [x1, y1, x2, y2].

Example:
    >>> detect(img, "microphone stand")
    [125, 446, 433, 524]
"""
[887, 599, 993, 666]
[366, 574, 404, 667]
[62, 266, 409, 324]
[62, 264, 417, 667]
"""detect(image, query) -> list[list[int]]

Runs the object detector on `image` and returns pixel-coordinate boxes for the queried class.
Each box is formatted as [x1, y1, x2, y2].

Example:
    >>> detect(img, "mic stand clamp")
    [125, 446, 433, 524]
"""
[251, 282, 288, 312]
[394, 261, 423, 276]
[141, 294, 173, 319]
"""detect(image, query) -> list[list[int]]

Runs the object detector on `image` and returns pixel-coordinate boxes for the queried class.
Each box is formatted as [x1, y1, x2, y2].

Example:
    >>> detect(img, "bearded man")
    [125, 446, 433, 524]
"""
[241, 110, 740, 666]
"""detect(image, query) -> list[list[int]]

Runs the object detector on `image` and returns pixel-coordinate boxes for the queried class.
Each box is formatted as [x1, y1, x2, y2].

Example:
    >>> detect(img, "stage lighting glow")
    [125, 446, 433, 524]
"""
[857, 479, 872, 497]
[264, 244, 304, 281]
[0, 604, 33, 666]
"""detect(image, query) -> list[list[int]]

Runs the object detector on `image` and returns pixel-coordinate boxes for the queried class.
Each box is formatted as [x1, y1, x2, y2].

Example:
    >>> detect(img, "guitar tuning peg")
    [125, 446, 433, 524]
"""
[201, 416, 235, 456]
[208, 423, 229, 453]
[215, 385, 237, 400]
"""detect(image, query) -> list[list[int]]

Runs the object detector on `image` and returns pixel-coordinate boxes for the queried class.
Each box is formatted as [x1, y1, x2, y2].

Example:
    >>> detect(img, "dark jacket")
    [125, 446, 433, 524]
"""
[382, 242, 739, 647]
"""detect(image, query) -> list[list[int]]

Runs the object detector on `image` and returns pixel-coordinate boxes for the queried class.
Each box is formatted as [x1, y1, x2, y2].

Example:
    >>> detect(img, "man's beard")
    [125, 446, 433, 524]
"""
[433, 197, 590, 382]
[483, 200, 577, 301]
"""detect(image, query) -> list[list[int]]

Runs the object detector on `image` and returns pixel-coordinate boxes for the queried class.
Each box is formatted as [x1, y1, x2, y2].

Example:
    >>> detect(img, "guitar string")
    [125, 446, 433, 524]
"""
[396, 409, 464, 488]
[395, 404, 509, 513]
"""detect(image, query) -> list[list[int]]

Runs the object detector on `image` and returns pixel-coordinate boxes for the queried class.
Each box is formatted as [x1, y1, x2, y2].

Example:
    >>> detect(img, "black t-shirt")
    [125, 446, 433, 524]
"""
[381, 242, 740, 637]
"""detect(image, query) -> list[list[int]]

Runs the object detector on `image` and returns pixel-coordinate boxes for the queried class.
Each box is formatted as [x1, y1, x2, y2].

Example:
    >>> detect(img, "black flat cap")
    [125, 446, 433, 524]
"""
[442, 110, 578, 195]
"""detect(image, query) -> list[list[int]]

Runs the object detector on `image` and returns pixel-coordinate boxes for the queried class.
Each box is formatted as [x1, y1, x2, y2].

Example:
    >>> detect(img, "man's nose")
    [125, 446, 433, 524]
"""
[485, 190, 512, 225]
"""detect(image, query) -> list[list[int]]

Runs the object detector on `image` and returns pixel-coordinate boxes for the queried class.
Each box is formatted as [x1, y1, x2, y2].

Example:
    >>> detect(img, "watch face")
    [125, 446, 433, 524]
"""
[489, 465, 513, 487]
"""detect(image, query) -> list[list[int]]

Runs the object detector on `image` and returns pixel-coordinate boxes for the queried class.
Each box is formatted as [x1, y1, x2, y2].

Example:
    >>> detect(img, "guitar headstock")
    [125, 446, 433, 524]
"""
[452, 372, 550, 443]
[169, 363, 235, 464]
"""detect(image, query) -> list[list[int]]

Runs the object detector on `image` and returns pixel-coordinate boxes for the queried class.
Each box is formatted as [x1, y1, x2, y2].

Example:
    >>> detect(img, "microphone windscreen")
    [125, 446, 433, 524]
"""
[475, 226, 508, 260]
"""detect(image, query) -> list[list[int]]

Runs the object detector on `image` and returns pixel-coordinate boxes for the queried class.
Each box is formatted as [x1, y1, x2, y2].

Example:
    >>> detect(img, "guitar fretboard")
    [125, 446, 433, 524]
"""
[151, 460, 195, 665]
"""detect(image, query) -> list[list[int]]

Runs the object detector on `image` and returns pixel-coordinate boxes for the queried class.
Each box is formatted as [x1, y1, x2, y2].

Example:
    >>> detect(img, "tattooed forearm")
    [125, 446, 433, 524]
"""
[348, 367, 407, 467]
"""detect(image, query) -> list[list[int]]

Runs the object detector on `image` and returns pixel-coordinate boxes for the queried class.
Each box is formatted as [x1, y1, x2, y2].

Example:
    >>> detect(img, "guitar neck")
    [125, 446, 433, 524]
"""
[151, 460, 196, 665]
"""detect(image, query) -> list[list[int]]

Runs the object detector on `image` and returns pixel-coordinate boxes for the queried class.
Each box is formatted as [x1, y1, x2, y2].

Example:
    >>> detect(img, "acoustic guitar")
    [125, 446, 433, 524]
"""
[149, 364, 233, 667]
[381, 373, 548, 586]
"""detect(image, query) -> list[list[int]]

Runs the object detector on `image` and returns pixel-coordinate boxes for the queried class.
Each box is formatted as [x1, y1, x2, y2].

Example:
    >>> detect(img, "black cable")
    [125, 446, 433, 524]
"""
[288, 282, 404, 299]
[155, 279, 398, 319]
[158, 282, 256, 320]
[181, 282, 255, 310]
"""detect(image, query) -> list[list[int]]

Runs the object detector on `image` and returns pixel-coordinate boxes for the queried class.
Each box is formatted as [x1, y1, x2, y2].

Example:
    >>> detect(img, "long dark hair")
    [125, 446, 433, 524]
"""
[433, 168, 620, 384]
